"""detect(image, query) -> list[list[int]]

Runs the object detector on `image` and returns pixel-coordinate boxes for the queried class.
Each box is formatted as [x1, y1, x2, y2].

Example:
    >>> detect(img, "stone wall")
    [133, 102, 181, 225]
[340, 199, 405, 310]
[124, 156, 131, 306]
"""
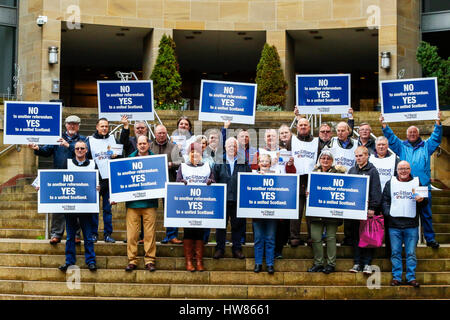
[16, 0, 421, 107]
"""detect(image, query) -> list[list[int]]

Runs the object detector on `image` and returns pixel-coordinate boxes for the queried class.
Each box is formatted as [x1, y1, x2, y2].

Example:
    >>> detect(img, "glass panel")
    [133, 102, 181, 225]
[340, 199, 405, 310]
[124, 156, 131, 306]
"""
[0, 0, 16, 7]
[0, 25, 15, 97]
[423, 0, 450, 13]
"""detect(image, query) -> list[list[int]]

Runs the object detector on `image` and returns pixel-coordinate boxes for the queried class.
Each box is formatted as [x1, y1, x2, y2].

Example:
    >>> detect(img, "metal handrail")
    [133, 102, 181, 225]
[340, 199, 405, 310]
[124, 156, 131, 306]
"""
[0, 144, 20, 158]
[437, 145, 450, 157]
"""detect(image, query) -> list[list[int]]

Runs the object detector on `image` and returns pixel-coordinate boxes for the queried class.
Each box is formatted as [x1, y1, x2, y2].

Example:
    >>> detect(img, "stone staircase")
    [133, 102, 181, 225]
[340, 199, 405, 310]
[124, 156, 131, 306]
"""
[0, 178, 449, 299]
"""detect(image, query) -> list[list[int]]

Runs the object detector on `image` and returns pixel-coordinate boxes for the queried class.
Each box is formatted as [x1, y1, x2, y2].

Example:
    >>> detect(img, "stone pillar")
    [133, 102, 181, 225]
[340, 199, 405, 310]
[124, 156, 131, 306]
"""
[18, 0, 44, 101]
[397, 0, 421, 79]
[143, 28, 173, 80]
[378, 0, 398, 82]
[266, 30, 295, 110]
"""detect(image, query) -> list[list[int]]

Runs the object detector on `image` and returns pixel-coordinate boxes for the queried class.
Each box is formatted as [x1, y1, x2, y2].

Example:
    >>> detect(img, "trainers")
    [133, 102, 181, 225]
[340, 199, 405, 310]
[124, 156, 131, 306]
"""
[213, 249, 224, 259]
[91, 235, 98, 243]
[363, 265, 373, 275]
[104, 235, 116, 243]
[49, 237, 61, 245]
[349, 264, 361, 273]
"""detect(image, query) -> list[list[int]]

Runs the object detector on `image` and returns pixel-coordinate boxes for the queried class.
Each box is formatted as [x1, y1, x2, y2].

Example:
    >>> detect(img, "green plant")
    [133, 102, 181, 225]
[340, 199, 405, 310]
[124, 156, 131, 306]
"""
[150, 34, 183, 107]
[256, 104, 283, 112]
[416, 41, 450, 106]
[255, 43, 288, 107]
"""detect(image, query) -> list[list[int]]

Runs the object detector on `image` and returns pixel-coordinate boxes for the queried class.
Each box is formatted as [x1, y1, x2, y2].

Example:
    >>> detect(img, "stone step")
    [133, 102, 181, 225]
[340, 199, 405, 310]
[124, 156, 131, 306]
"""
[0, 240, 447, 259]
[2, 228, 450, 243]
[0, 253, 448, 272]
[0, 279, 447, 299]
[0, 266, 448, 286]
[0, 193, 37, 201]
[2, 217, 449, 235]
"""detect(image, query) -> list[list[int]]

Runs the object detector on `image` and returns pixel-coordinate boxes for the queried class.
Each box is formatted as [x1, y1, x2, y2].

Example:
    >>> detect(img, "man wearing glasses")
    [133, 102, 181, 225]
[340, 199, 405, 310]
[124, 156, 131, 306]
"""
[120, 117, 150, 157]
[29, 115, 86, 245]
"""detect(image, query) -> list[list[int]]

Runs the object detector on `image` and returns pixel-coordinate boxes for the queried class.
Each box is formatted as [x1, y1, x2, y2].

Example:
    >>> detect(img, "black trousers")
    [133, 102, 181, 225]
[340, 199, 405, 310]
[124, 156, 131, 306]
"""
[215, 201, 246, 252]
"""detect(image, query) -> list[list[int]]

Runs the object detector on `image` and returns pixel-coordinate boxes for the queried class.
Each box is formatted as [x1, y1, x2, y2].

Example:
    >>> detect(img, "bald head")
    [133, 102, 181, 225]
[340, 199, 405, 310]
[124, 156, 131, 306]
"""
[397, 160, 412, 181]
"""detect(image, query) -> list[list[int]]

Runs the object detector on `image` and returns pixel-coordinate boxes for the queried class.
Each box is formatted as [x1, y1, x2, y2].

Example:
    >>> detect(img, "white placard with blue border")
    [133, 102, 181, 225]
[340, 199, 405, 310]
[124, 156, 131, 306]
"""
[199, 80, 257, 124]
[380, 77, 439, 122]
[306, 172, 369, 220]
[97, 80, 154, 121]
[164, 183, 227, 229]
[38, 170, 99, 213]
[296, 74, 351, 114]
[237, 173, 299, 219]
[3, 101, 62, 145]
[108, 154, 168, 203]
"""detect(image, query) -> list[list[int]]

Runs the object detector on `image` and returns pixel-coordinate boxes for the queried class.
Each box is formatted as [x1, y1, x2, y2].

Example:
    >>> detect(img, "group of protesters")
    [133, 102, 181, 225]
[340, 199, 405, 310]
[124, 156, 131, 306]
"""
[29, 107, 443, 287]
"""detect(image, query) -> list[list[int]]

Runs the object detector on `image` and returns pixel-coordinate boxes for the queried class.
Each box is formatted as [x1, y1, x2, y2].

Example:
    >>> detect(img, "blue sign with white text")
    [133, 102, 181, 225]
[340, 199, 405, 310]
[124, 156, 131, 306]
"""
[97, 80, 154, 121]
[199, 80, 257, 124]
[38, 170, 99, 213]
[306, 172, 369, 220]
[165, 184, 226, 229]
[296, 74, 351, 114]
[40, 171, 97, 204]
[237, 173, 299, 219]
[380, 78, 439, 122]
[108, 155, 168, 202]
[3, 101, 62, 145]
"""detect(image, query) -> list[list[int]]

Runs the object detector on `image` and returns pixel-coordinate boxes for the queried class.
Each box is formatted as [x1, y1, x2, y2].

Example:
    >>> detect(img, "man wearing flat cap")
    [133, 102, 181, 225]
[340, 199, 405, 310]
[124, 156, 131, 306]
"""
[29, 115, 87, 245]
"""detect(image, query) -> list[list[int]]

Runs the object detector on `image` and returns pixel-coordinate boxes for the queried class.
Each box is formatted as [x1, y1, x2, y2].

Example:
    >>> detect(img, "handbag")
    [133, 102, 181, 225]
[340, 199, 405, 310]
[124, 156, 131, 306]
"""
[358, 215, 384, 248]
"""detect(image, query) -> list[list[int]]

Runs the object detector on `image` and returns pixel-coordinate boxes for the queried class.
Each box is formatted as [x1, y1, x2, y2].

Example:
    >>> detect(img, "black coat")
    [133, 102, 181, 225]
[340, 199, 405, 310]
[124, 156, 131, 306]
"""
[213, 161, 252, 202]
[348, 161, 382, 212]
[381, 176, 427, 229]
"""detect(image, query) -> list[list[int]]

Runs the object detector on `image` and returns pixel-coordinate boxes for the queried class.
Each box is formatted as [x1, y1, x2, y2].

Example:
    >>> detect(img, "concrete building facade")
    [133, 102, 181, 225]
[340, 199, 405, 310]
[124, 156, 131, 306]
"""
[11, 0, 425, 110]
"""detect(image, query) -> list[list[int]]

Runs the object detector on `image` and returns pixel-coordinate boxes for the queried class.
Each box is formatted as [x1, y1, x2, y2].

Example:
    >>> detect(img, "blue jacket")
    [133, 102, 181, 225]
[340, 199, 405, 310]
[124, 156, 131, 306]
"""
[34, 132, 87, 169]
[382, 124, 442, 187]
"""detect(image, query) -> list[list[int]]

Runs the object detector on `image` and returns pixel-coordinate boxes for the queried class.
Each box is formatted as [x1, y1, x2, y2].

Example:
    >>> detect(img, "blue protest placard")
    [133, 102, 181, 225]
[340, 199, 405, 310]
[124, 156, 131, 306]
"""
[296, 74, 351, 114]
[380, 77, 439, 122]
[97, 80, 154, 121]
[38, 170, 99, 213]
[199, 80, 257, 124]
[108, 154, 168, 202]
[164, 183, 227, 229]
[237, 173, 299, 219]
[306, 172, 369, 220]
[3, 101, 62, 145]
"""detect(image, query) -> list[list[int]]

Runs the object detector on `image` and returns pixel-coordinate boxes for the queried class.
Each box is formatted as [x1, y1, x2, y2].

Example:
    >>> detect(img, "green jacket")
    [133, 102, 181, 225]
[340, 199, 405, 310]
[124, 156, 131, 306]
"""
[125, 150, 159, 209]
[309, 165, 347, 224]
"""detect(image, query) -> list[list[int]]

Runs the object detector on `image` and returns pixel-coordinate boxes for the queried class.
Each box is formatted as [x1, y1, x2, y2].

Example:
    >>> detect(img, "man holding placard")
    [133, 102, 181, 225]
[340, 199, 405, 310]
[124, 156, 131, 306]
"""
[213, 137, 251, 260]
[58, 140, 98, 272]
[29, 115, 86, 245]
[86, 117, 123, 243]
[381, 161, 427, 287]
[124, 136, 159, 272]
[381, 112, 442, 249]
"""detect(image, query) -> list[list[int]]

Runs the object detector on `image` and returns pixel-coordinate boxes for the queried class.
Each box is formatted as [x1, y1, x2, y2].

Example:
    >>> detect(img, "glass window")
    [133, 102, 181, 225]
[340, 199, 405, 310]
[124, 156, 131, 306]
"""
[0, 0, 16, 7]
[0, 25, 15, 97]
[423, 0, 450, 13]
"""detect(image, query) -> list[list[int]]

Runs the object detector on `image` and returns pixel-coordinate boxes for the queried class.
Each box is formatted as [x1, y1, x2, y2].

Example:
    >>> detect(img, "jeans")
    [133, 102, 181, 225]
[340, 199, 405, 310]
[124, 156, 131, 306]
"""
[389, 227, 419, 282]
[163, 227, 179, 242]
[253, 219, 277, 266]
[65, 213, 96, 265]
[420, 191, 435, 243]
[215, 202, 246, 252]
[92, 186, 113, 237]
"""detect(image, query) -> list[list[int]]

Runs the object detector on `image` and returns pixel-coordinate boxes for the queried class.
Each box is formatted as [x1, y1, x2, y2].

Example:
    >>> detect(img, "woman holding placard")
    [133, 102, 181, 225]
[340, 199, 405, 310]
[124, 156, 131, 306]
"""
[176, 142, 215, 272]
[253, 154, 278, 274]
[307, 150, 346, 274]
